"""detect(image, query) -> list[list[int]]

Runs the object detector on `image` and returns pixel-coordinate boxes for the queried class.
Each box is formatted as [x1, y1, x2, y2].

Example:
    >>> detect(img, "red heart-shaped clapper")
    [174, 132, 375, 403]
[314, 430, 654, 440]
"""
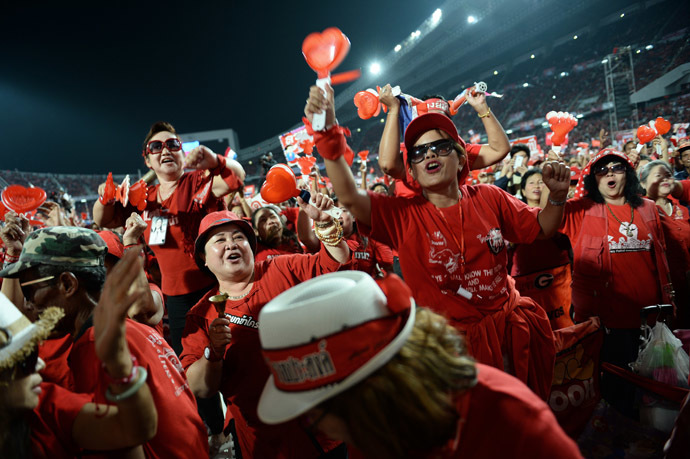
[353, 90, 380, 120]
[260, 164, 300, 204]
[551, 121, 572, 146]
[358, 150, 369, 162]
[637, 125, 656, 144]
[302, 27, 350, 78]
[655, 117, 671, 136]
[0, 201, 8, 221]
[129, 180, 148, 211]
[1, 185, 47, 214]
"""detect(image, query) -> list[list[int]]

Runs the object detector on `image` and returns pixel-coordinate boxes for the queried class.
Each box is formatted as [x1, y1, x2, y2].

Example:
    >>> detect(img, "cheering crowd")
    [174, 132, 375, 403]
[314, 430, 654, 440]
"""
[2, 66, 690, 459]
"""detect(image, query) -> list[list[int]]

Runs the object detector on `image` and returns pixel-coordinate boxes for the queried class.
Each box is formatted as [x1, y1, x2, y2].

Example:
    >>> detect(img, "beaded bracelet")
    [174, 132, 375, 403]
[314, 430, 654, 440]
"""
[314, 219, 335, 229]
[314, 219, 344, 247]
[102, 356, 138, 386]
[105, 367, 148, 403]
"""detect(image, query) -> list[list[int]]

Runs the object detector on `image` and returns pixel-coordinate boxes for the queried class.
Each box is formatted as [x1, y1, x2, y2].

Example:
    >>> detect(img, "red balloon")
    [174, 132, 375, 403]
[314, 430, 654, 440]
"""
[655, 117, 671, 136]
[637, 125, 656, 144]
[353, 91, 380, 120]
[302, 27, 350, 77]
[358, 150, 369, 162]
[1, 185, 47, 214]
[260, 164, 300, 203]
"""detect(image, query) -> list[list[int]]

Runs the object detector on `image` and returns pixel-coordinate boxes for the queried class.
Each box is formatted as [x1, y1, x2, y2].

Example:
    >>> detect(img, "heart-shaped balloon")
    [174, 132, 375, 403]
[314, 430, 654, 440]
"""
[1, 185, 47, 214]
[358, 150, 369, 162]
[260, 164, 300, 204]
[354, 90, 380, 120]
[655, 117, 671, 136]
[0, 201, 8, 221]
[637, 125, 656, 144]
[302, 27, 350, 78]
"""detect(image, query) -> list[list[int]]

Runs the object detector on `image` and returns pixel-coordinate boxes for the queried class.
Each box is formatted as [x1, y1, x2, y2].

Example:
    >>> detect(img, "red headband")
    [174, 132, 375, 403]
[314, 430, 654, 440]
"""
[415, 98, 451, 117]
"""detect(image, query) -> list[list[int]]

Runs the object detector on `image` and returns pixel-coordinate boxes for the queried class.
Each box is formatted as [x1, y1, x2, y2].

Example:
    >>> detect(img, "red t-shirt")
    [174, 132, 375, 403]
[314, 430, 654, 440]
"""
[180, 246, 344, 458]
[508, 234, 571, 277]
[440, 364, 582, 458]
[560, 202, 661, 327]
[69, 319, 207, 458]
[140, 170, 231, 296]
[255, 239, 304, 262]
[30, 382, 91, 459]
[345, 232, 394, 276]
[39, 335, 74, 390]
[361, 184, 541, 321]
[396, 144, 481, 198]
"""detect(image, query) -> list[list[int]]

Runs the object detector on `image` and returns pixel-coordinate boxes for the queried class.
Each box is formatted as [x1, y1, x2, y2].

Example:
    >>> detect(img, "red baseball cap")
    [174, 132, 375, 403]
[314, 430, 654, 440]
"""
[403, 112, 469, 185]
[678, 137, 690, 153]
[97, 230, 124, 260]
[194, 211, 256, 271]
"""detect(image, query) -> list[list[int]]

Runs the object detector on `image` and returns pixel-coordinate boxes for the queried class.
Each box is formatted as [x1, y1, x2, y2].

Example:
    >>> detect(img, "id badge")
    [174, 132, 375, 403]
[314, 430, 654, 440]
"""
[148, 216, 168, 246]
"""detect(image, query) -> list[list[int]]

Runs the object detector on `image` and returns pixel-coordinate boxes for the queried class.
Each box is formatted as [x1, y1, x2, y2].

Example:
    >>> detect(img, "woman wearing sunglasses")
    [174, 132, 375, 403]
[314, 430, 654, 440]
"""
[306, 85, 571, 400]
[0, 249, 158, 458]
[558, 149, 673, 418]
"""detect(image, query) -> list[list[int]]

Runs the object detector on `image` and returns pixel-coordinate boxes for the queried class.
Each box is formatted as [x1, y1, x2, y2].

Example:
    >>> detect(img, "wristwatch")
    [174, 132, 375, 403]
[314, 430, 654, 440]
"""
[204, 346, 223, 362]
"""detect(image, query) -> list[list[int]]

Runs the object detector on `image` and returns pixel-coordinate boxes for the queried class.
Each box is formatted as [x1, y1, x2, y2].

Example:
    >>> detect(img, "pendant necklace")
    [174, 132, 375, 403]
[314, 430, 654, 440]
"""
[605, 202, 634, 237]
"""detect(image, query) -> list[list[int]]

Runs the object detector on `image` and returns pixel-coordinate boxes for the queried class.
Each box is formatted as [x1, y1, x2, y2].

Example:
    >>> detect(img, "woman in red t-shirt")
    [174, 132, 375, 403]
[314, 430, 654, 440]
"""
[181, 198, 351, 458]
[508, 169, 573, 330]
[305, 84, 571, 400]
[559, 149, 674, 418]
[640, 160, 690, 327]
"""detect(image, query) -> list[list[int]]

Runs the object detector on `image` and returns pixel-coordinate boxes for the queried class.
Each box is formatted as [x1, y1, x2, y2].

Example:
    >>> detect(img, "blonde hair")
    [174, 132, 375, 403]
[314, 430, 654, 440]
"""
[324, 308, 477, 459]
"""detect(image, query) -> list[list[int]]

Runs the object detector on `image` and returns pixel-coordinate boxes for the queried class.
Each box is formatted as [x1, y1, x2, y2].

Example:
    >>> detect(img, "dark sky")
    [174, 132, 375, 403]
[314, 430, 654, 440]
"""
[0, 1, 441, 174]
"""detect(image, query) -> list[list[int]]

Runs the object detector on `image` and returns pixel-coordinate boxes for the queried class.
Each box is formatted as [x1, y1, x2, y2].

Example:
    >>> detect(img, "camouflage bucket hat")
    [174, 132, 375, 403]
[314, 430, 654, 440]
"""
[0, 227, 107, 278]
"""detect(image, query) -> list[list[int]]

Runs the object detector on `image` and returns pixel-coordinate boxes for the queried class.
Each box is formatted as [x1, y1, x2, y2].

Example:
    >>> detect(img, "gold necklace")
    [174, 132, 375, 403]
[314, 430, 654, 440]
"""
[605, 202, 634, 237]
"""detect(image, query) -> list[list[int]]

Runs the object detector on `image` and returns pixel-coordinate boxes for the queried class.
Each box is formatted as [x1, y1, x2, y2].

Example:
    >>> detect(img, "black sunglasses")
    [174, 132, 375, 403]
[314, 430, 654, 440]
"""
[593, 163, 626, 176]
[409, 139, 456, 164]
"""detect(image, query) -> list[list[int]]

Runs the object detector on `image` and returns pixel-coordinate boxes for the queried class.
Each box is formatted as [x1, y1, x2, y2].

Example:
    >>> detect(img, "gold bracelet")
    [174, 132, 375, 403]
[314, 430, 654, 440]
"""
[477, 108, 491, 119]
[314, 219, 336, 228]
[314, 219, 343, 246]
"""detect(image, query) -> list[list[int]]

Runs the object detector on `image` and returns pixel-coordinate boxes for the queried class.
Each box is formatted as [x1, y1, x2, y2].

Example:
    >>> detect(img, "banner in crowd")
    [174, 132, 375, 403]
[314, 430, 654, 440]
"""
[246, 193, 269, 210]
[613, 130, 635, 148]
[510, 135, 542, 159]
[278, 126, 313, 159]
[674, 123, 688, 138]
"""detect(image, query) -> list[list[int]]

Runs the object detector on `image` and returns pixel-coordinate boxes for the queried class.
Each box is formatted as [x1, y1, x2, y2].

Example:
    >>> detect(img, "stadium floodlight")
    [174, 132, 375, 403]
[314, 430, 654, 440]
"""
[573, 35, 578, 40]
[380, 119, 385, 123]
[356, 128, 362, 132]
[552, 95, 557, 99]
[522, 83, 529, 87]
[620, 13, 625, 18]
[467, 15, 476, 24]
[576, 114, 584, 119]
[530, 54, 535, 59]
[248, 160, 253, 165]
[506, 129, 514, 135]
[432, 8, 442, 24]
[645, 44, 653, 50]
[394, 44, 402, 52]
[493, 70, 498, 75]
[636, 50, 641, 54]
[601, 59, 608, 64]
[541, 122, 549, 127]
[411, 30, 421, 38]
[370, 62, 381, 75]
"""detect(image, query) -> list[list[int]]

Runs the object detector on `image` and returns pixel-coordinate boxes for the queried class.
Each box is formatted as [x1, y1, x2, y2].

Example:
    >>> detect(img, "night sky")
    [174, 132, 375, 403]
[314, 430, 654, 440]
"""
[0, 1, 440, 174]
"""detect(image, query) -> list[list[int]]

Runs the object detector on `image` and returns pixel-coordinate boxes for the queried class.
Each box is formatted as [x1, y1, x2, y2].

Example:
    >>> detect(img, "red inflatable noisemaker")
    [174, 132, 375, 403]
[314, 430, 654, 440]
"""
[546, 111, 578, 154]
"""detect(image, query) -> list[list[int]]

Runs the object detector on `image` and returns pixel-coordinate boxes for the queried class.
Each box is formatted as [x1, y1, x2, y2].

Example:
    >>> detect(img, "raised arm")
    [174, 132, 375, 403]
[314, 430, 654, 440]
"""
[184, 146, 246, 198]
[305, 84, 372, 227]
[377, 84, 405, 179]
[297, 193, 350, 263]
[466, 91, 511, 169]
[536, 162, 570, 238]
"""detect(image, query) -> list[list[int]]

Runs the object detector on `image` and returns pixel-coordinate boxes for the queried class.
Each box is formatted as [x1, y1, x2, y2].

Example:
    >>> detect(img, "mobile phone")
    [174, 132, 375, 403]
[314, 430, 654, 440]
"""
[514, 155, 524, 168]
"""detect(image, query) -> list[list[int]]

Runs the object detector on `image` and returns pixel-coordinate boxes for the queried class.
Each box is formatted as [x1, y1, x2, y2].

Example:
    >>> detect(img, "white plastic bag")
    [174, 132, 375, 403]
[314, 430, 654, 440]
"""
[630, 322, 690, 388]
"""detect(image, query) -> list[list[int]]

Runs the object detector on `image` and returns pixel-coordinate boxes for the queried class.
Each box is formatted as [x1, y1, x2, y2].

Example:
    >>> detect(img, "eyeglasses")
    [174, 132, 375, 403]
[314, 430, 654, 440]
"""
[409, 139, 456, 164]
[145, 138, 182, 155]
[593, 164, 626, 176]
[19, 275, 55, 300]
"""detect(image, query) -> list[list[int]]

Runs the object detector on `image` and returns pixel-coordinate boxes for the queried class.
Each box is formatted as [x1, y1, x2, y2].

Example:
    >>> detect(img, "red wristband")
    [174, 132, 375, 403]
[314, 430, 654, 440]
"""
[102, 356, 138, 385]
[302, 117, 352, 162]
[210, 154, 243, 190]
